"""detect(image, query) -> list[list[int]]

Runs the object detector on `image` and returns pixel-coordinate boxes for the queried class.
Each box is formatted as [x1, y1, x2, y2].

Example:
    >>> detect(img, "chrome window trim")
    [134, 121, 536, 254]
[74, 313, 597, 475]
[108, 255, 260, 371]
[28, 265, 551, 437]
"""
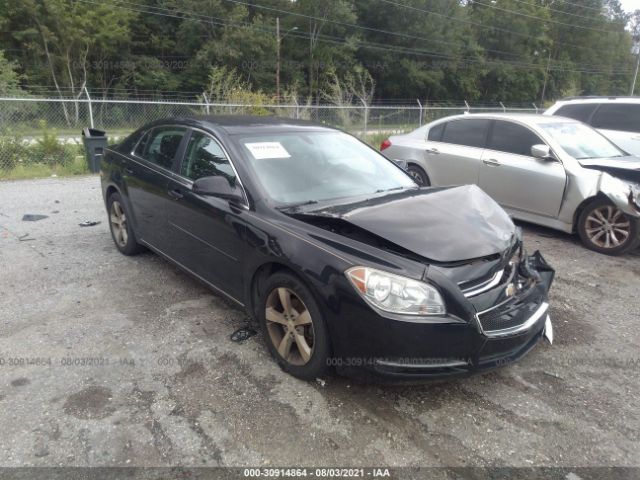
[173, 126, 250, 210]
[127, 124, 250, 210]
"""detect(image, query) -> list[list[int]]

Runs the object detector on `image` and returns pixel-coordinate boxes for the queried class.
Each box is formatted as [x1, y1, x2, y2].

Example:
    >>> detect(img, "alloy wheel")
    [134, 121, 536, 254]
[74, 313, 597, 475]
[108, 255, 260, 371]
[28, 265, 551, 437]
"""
[265, 287, 315, 366]
[110, 200, 128, 248]
[585, 205, 630, 249]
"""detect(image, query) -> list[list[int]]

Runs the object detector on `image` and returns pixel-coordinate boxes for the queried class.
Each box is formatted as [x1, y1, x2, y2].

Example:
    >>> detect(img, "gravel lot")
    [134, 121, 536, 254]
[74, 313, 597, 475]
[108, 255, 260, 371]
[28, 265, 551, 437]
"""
[0, 175, 639, 469]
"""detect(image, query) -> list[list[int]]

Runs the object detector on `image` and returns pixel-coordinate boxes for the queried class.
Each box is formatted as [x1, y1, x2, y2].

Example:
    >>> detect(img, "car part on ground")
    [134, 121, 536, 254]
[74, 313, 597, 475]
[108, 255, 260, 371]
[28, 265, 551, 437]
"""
[383, 112, 640, 255]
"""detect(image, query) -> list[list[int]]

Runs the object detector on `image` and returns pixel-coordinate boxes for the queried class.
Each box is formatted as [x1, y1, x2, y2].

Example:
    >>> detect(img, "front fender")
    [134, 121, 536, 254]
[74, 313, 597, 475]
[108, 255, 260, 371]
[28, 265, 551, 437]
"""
[599, 173, 640, 217]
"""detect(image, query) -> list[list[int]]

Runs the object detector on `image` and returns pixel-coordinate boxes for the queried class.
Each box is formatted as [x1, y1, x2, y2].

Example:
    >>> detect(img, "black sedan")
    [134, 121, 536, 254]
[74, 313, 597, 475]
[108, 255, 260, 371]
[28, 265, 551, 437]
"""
[101, 116, 555, 381]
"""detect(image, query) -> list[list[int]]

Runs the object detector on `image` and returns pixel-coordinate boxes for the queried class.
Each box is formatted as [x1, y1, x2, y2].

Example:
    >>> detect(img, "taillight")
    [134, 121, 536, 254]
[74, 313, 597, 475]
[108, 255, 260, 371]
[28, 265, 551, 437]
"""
[380, 139, 392, 151]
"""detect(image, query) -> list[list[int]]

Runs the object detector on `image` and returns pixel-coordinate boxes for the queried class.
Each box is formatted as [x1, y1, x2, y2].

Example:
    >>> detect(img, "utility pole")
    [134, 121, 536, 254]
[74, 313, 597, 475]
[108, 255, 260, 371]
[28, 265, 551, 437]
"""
[540, 51, 552, 105]
[275, 18, 297, 104]
[631, 36, 640, 96]
[276, 17, 281, 103]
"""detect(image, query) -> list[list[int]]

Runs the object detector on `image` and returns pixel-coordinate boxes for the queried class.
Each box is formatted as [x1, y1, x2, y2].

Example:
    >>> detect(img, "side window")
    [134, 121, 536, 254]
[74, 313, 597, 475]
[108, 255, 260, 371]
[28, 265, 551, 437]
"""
[488, 121, 545, 157]
[136, 127, 186, 169]
[591, 104, 640, 133]
[427, 123, 445, 141]
[181, 131, 236, 183]
[133, 131, 150, 157]
[441, 119, 489, 148]
[554, 104, 598, 123]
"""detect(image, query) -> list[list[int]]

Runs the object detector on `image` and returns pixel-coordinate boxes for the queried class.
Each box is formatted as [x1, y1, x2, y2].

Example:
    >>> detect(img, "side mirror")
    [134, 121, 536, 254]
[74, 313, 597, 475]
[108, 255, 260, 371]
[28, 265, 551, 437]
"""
[531, 144, 554, 160]
[193, 176, 243, 203]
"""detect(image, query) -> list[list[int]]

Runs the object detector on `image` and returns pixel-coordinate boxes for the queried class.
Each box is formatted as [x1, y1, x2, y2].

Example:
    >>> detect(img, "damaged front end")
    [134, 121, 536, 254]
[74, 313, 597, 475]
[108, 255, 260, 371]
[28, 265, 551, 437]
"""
[598, 172, 640, 217]
[284, 185, 556, 380]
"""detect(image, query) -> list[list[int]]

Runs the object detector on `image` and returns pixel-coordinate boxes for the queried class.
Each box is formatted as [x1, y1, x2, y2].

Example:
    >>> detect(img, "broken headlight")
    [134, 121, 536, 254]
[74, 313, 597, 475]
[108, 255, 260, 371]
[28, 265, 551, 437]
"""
[346, 266, 446, 316]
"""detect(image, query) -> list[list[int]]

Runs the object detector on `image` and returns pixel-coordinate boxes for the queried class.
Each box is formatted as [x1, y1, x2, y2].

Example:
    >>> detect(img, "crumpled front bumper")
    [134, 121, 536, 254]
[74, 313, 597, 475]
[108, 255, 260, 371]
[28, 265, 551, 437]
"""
[330, 252, 555, 382]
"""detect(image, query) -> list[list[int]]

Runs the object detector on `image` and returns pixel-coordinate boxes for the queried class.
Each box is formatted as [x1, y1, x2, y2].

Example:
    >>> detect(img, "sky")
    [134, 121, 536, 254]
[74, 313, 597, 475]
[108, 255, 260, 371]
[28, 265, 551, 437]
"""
[620, 0, 640, 12]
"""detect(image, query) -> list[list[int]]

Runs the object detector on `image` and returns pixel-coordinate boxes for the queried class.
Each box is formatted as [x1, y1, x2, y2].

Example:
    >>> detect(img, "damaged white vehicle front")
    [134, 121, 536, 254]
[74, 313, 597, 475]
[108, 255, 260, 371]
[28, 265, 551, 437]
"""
[538, 120, 640, 254]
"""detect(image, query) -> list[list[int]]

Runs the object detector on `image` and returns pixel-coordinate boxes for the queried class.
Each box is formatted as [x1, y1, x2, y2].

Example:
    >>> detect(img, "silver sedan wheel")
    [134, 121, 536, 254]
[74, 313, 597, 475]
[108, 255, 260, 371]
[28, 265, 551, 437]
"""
[110, 200, 128, 248]
[265, 287, 315, 366]
[585, 205, 630, 249]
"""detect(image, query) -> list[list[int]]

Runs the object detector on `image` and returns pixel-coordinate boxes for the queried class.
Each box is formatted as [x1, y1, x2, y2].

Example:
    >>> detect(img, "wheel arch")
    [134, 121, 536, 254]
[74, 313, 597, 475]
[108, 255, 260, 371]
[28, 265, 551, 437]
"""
[248, 261, 318, 320]
[406, 162, 430, 184]
[572, 192, 610, 232]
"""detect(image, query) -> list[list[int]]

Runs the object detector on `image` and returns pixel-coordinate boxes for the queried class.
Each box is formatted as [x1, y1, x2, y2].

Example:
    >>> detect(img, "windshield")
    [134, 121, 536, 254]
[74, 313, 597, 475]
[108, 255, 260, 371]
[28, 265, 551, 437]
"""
[236, 131, 416, 205]
[539, 122, 625, 160]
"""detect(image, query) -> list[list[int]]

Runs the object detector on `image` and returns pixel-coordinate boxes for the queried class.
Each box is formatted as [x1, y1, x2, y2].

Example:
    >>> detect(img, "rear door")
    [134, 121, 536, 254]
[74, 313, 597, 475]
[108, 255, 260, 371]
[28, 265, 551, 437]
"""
[590, 103, 640, 156]
[478, 120, 566, 218]
[127, 126, 187, 250]
[424, 118, 489, 186]
[165, 129, 246, 301]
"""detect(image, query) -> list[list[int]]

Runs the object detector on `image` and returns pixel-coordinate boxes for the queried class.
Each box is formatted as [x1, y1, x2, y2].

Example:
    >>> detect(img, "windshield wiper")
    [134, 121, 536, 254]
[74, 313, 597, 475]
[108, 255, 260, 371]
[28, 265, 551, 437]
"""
[374, 186, 407, 193]
[276, 200, 319, 212]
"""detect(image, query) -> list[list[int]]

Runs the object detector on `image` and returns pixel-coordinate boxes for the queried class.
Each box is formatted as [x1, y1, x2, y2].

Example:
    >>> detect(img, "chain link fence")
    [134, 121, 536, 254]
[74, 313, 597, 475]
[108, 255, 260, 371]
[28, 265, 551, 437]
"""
[0, 96, 539, 179]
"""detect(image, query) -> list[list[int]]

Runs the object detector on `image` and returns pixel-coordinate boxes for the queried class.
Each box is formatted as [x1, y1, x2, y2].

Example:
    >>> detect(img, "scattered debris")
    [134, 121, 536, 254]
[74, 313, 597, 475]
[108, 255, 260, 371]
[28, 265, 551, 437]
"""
[18, 234, 35, 242]
[543, 370, 564, 380]
[316, 378, 326, 387]
[78, 220, 101, 227]
[230, 326, 258, 343]
[22, 214, 48, 222]
[51, 210, 60, 214]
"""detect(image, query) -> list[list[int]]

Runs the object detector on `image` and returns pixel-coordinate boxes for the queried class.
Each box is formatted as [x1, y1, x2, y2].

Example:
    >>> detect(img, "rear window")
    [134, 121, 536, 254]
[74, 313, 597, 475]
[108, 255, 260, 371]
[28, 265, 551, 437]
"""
[591, 104, 640, 133]
[554, 103, 598, 123]
[441, 119, 489, 148]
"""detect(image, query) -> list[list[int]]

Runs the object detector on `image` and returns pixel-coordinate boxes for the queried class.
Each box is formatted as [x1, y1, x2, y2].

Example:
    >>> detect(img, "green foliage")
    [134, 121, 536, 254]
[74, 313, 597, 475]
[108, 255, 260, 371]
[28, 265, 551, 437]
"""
[0, 122, 85, 179]
[0, 0, 636, 102]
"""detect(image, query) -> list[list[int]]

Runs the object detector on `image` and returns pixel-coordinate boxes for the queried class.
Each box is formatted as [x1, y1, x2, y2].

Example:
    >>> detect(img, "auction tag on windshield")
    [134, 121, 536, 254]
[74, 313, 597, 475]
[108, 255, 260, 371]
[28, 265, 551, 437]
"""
[245, 142, 291, 159]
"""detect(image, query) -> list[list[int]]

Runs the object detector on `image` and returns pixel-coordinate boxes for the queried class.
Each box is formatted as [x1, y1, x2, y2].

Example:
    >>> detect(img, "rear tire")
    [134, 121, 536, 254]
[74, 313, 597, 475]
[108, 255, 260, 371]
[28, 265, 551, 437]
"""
[577, 198, 640, 255]
[407, 164, 430, 186]
[258, 272, 330, 380]
[107, 192, 144, 256]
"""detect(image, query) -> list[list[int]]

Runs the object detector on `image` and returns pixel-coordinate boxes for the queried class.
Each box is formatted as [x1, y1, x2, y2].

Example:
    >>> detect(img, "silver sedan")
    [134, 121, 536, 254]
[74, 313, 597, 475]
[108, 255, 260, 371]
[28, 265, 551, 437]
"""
[381, 113, 640, 255]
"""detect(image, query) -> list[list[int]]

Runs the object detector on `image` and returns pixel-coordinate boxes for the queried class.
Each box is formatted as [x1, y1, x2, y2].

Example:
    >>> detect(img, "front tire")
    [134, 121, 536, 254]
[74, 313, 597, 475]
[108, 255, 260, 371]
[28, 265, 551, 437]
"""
[107, 192, 144, 256]
[577, 198, 640, 255]
[258, 272, 330, 380]
[407, 164, 430, 186]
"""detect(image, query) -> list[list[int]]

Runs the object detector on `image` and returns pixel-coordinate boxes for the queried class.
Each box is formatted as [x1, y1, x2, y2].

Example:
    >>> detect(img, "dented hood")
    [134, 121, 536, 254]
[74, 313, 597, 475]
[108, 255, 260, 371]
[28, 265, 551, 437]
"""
[579, 156, 640, 183]
[308, 185, 517, 263]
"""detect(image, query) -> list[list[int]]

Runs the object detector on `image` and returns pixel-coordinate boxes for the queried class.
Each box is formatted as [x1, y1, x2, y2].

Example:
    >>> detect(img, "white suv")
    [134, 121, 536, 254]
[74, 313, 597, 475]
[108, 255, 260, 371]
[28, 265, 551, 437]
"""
[545, 97, 640, 156]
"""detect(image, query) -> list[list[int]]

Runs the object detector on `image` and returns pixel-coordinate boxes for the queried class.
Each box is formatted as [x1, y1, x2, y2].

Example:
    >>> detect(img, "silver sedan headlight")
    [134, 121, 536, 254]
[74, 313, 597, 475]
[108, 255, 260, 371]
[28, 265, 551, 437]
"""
[345, 266, 446, 316]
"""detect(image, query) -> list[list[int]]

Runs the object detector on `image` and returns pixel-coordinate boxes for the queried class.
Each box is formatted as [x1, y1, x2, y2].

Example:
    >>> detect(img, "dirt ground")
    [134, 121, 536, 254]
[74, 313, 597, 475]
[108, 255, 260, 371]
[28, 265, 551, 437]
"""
[0, 176, 639, 469]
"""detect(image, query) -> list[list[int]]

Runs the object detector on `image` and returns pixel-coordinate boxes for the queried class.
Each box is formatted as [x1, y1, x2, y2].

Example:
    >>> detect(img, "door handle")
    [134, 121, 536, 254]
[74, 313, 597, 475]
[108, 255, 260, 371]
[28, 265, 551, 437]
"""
[426, 147, 440, 154]
[168, 188, 184, 200]
[483, 158, 501, 167]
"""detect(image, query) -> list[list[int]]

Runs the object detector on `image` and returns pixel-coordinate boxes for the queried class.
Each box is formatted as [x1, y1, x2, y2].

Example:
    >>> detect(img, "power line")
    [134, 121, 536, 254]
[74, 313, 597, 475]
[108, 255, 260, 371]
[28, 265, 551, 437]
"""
[472, 0, 620, 34]
[73, 0, 634, 76]
[375, 0, 617, 54]
[509, 0, 610, 21]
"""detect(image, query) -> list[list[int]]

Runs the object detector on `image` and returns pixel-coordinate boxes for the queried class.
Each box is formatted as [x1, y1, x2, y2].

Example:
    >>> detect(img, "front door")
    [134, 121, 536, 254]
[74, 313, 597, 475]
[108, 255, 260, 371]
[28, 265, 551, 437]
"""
[165, 129, 246, 301]
[478, 120, 566, 218]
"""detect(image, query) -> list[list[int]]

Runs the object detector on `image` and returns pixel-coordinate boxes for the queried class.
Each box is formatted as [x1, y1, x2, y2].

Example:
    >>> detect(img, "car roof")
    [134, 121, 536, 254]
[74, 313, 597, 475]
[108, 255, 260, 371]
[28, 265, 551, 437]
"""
[142, 115, 335, 135]
[431, 112, 579, 125]
[552, 96, 640, 105]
